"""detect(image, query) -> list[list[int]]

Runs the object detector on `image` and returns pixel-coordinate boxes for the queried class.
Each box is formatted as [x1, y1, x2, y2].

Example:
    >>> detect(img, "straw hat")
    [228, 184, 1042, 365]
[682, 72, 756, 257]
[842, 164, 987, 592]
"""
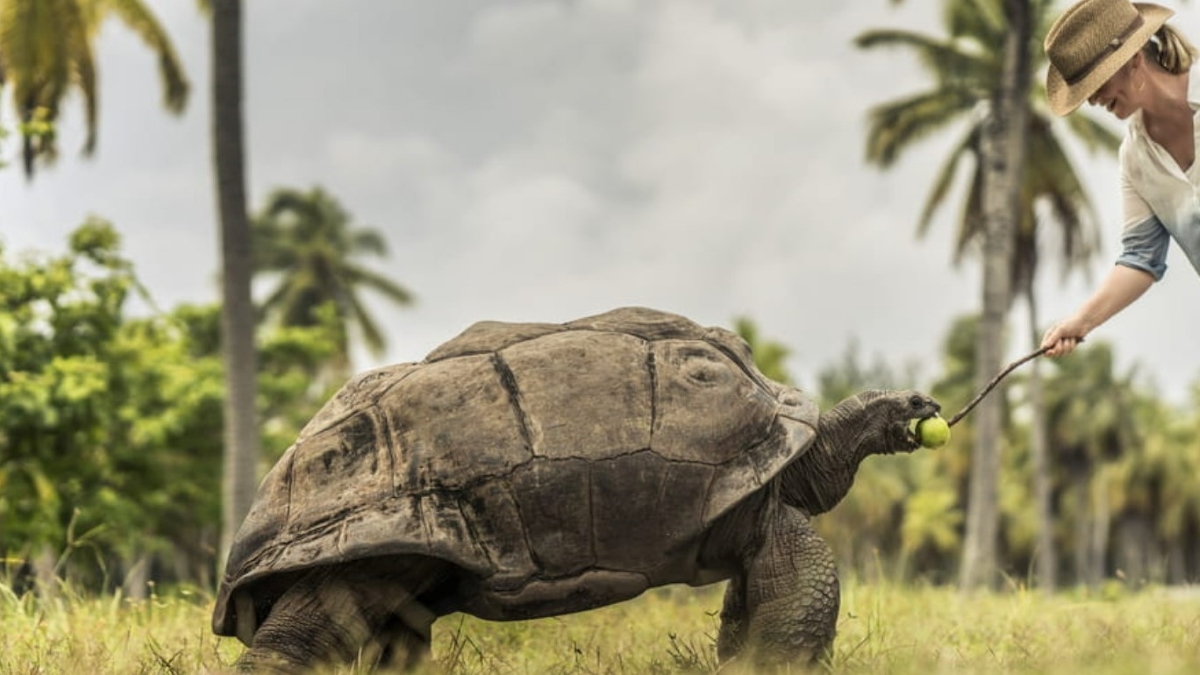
[1044, 0, 1173, 116]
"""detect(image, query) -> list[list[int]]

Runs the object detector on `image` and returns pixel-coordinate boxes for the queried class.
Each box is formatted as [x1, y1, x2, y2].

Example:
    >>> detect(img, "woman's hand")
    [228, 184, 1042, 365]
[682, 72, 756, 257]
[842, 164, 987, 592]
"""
[1041, 319, 1088, 357]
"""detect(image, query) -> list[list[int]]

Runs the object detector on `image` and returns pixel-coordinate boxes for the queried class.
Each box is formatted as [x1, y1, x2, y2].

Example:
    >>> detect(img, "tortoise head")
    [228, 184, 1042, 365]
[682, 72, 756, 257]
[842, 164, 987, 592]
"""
[777, 389, 941, 515]
[847, 389, 943, 455]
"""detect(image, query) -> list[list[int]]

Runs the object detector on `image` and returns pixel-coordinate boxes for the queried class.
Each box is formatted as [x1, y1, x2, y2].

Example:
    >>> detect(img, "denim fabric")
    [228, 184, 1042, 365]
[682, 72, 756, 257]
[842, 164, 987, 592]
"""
[1116, 215, 1170, 280]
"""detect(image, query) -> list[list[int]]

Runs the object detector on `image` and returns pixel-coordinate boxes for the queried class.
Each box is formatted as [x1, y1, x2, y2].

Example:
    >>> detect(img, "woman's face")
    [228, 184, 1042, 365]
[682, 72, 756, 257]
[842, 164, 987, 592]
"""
[1087, 53, 1146, 120]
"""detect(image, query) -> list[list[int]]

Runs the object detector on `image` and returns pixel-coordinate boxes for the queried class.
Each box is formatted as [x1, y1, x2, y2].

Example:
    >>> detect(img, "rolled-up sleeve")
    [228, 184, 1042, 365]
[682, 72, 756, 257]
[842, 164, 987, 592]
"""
[1116, 215, 1169, 280]
[1116, 142, 1168, 280]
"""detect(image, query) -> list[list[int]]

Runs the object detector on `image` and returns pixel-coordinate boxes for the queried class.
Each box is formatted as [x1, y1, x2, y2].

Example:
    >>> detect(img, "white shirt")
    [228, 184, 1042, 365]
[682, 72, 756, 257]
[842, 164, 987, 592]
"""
[1116, 68, 1200, 280]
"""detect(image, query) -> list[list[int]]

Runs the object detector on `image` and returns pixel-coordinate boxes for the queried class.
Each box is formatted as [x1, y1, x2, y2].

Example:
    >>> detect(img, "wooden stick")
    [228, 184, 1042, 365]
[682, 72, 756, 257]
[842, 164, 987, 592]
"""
[947, 344, 1062, 428]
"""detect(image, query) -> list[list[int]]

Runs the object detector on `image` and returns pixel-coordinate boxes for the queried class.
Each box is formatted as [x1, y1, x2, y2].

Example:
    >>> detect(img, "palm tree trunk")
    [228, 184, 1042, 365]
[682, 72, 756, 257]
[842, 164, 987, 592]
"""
[212, 0, 260, 569]
[960, 0, 1030, 591]
[32, 545, 60, 601]
[1088, 468, 1111, 585]
[959, 0, 1031, 591]
[1072, 466, 1091, 585]
[1026, 288, 1057, 591]
[122, 551, 151, 600]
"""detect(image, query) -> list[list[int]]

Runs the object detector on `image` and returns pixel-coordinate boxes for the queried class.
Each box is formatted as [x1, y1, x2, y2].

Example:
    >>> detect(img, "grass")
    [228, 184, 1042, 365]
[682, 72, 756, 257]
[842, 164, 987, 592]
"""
[3, 579, 1200, 674]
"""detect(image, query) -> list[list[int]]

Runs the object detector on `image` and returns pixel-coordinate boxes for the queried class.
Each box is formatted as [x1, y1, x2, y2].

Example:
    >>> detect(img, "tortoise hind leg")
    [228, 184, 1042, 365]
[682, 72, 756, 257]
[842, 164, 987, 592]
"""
[234, 567, 375, 673]
[720, 504, 839, 670]
[716, 574, 748, 661]
[370, 615, 433, 672]
[234, 561, 441, 674]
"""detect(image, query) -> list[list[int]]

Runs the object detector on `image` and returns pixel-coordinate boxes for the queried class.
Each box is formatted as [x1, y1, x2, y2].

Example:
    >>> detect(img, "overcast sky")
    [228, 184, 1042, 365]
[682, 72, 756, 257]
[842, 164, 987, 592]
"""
[4, 0, 1200, 405]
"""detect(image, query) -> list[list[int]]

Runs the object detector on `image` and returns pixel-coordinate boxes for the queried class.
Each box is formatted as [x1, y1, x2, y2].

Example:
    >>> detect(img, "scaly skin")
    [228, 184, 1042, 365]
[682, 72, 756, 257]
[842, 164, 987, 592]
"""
[780, 390, 938, 516]
[235, 564, 435, 674]
[709, 390, 939, 670]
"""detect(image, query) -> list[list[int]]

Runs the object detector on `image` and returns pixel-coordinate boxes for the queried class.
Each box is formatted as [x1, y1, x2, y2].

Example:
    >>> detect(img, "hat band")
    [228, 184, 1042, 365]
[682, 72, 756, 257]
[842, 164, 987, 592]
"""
[1063, 15, 1145, 84]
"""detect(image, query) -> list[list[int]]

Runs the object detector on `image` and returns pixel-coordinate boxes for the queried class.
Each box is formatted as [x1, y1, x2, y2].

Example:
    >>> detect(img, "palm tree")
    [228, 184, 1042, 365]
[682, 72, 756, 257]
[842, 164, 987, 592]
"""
[1041, 342, 1139, 586]
[0, 0, 189, 175]
[210, 0, 259, 568]
[857, 0, 1120, 589]
[251, 185, 414, 375]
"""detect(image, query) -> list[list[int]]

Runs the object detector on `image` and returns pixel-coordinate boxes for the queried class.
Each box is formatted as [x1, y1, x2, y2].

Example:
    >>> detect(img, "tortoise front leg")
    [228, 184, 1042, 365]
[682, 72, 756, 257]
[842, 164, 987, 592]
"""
[736, 504, 839, 669]
[716, 574, 748, 661]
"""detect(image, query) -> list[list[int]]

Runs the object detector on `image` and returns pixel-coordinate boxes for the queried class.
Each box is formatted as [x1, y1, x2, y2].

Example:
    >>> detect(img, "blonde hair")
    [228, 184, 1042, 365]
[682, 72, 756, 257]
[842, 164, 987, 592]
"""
[1142, 24, 1197, 74]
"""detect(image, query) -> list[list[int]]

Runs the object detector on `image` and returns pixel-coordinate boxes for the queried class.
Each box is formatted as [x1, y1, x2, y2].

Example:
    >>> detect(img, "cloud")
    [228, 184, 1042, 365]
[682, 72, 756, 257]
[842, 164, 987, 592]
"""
[6, 0, 1200, 402]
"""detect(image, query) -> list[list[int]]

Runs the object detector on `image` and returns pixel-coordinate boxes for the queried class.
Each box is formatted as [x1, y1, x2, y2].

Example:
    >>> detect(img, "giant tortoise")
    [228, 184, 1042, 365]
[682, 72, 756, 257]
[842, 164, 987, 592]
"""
[213, 306, 942, 672]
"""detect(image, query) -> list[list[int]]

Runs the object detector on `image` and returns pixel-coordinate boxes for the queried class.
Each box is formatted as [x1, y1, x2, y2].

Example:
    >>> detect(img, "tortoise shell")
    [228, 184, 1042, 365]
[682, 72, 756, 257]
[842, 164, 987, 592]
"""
[213, 307, 818, 635]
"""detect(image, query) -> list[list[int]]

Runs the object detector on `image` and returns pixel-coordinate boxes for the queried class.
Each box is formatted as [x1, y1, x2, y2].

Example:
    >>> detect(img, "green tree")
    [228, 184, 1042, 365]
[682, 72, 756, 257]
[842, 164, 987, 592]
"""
[252, 185, 415, 377]
[1041, 341, 1139, 587]
[0, 219, 215, 593]
[857, 0, 1119, 589]
[1113, 384, 1200, 584]
[0, 0, 188, 175]
[0, 222, 339, 593]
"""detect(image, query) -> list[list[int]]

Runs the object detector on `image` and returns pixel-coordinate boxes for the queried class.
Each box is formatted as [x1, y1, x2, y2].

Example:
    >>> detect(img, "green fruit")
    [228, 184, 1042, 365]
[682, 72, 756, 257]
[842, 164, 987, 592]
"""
[915, 416, 951, 448]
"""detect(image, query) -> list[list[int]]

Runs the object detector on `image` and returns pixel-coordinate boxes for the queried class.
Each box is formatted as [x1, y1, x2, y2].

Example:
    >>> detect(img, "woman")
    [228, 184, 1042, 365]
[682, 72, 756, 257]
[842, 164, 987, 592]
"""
[1040, 0, 1198, 356]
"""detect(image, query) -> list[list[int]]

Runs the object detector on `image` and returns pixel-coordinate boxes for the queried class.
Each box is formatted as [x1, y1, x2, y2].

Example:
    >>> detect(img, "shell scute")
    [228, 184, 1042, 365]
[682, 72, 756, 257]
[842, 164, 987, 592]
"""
[588, 450, 713, 574]
[287, 412, 392, 534]
[379, 353, 529, 490]
[649, 339, 776, 463]
[501, 330, 652, 460]
[425, 320, 562, 362]
[507, 458, 595, 577]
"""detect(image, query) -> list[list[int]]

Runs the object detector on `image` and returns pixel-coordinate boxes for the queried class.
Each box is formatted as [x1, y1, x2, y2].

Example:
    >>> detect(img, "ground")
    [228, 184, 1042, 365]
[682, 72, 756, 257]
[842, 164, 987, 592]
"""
[3, 578, 1200, 674]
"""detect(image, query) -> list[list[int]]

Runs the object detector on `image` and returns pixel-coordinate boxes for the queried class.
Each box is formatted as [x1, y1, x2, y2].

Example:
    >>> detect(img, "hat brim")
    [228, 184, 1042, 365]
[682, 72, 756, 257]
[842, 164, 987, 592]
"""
[1046, 3, 1174, 116]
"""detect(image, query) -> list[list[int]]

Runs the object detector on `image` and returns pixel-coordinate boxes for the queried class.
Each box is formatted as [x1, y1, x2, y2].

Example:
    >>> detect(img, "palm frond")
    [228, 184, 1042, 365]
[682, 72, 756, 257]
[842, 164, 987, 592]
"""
[855, 29, 989, 85]
[1025, 119, 1103, 276]
[98, 0, 189, 113]
[945, 0, 1005, 44]
[350, 230, 388, 257]
[343, 265, 415, 307]
[864, 87, 978, 167]
[346, 292, 386, 357]
[918, 122, 981, 239]
[65, 1, 98, 155]
[258, 279, 294, 324]
[264, 188, 323, 222]
[953, 159, 986, 267]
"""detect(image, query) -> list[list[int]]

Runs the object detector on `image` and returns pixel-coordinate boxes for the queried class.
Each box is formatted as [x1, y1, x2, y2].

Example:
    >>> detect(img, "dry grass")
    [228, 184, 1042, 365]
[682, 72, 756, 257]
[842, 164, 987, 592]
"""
[3, 579, 1200, 674]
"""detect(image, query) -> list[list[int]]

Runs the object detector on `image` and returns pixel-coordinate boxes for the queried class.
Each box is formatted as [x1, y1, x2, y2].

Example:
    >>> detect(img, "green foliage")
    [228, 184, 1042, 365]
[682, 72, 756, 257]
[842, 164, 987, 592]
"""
[0, 107, 55, 171]
[0, 222, 339, 586]
[0, 0, 188, 175]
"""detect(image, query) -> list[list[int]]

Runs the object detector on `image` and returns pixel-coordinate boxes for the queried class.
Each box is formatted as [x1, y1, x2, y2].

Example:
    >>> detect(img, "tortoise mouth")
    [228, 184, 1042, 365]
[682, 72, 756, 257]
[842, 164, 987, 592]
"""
[900, 412, 943, 452]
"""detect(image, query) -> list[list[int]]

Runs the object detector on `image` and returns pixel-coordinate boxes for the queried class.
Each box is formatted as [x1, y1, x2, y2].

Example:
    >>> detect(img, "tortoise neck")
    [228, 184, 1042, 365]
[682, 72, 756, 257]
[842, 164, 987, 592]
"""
[777, 395, 875, 515]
